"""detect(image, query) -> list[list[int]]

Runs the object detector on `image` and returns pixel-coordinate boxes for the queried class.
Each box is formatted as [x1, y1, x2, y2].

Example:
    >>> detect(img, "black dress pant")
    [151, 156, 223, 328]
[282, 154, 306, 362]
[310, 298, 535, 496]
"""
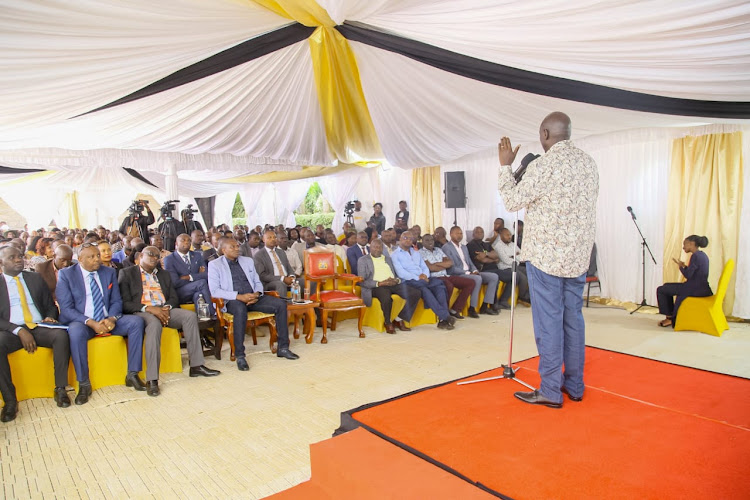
[371, 284, 420, 323]
[225, 294, 290, 359]
[0, 327, 70, 403]
[482, 268, 514, 303]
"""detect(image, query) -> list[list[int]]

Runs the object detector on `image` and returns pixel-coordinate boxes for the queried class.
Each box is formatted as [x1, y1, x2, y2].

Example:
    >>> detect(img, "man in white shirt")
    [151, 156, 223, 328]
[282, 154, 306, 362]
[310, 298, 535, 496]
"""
[351, 200, 371, 232]
[492, 228, 530, 304]
[277, 231, 303, 276]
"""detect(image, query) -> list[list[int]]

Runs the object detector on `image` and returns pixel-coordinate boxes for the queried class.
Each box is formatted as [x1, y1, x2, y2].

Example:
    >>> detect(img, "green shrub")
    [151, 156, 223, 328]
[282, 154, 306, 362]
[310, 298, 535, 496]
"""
[294, 212, 335, 229]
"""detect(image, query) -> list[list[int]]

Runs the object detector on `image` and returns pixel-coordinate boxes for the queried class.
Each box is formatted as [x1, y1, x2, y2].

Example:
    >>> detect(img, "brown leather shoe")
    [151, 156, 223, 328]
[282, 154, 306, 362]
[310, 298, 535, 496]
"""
[384, 322, 396, 334]
[395, 320, 411, 331]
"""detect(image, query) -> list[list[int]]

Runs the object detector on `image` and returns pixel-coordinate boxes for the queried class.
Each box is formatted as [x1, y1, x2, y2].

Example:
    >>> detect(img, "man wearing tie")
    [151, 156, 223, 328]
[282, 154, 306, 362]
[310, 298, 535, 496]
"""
[346, 231, 370, 276]
[57, 243, 146, 405]
[163, 234, 215, 318]
[208, 238, 299, 372]
[253, 230, 301, 296]
[0, 246, 71, 422]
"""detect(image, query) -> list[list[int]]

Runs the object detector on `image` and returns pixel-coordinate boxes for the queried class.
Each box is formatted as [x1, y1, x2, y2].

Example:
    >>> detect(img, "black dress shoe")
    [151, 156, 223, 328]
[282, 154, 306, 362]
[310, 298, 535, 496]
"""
[449, 310, 465, 320]
[1, 401, 18, 422]
[75, 384, 92, 405]
[189, 365, 221, 377]
[437, 320, 455, 330]
[54, 387, 71, 408]
[146, 380, 160, 397]
[395, 320, 411, 331]
[201, 336, 215, 349]
[277, 348, 299, 360]
[495, 302, 511, 310]
[561, 386, 583, 402]
[237, 357, 250, 371]
[480, 304, 499, 315]
[125, 372, 146, 391]
[514, 390, 562, 409]
[467, 307, 480, 318]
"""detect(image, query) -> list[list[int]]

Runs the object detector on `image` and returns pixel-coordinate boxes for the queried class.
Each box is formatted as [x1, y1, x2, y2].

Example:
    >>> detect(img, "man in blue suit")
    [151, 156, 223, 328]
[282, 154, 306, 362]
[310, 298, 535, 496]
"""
[346, 231, 370, 275]
[440, 226, 500, 317]
[208, 238, 299, 372]
[163, 233, 215, 318]
[57, 243, 146, 405]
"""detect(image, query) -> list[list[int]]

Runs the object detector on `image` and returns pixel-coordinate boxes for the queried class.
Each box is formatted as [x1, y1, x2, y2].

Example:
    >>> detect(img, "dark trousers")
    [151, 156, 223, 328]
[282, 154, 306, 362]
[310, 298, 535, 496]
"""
[404, 278, 450, 321]
[438, 276, 475, 312]
[225, 294, 290, 358]
[68, 315, 145, 384]
[495, 266, 531, 303]
[482, 268, 514, 303]
[176, 279, 215, 316]
[0, 327, 70, 403]
[371, 284, 420, 323]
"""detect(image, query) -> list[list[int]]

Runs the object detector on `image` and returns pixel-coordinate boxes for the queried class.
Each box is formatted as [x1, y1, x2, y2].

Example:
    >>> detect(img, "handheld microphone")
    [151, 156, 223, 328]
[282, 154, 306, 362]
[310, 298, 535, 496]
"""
[627, 206, 636, 220]
[513, 153, 540, 183]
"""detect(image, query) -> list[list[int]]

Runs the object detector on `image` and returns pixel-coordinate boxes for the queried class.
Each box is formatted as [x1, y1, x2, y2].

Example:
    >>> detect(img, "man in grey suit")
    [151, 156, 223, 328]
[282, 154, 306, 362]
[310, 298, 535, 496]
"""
[118, 246, 220, 396]
[441, 226, 499, 317]
[254, 230, 302, 296]
[357, 239, 420, 334]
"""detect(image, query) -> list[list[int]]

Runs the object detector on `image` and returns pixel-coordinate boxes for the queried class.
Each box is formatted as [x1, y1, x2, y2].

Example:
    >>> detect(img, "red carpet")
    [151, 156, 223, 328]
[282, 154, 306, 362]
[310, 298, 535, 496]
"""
[346, 348, 750, 499]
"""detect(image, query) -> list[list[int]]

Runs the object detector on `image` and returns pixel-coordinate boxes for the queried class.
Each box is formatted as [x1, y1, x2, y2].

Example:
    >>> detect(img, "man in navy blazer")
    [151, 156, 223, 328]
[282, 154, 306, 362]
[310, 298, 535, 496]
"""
[57, 243, 146, 405]
[346, 231, 371, 275]
[208, 238, 299, 372]
[163, 233, 215, 317]
[440, 226, 499, 317]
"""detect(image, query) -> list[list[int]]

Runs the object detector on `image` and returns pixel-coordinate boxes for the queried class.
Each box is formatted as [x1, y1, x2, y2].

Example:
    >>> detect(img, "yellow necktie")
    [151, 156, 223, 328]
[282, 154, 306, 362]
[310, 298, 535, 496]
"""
[14, 276, 37, 329]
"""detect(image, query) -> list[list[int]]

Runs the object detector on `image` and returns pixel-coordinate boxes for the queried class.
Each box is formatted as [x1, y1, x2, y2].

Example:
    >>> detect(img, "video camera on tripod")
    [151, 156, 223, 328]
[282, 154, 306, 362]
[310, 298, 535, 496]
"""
[181, 203, 198, 220]
[343, 200, 356, 224]
[160, 200, 179, 221]
[128, 199, 148, 217]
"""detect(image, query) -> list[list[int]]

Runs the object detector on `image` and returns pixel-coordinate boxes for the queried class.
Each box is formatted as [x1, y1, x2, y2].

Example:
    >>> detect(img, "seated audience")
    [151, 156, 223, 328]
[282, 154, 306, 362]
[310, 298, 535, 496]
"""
[324, 230, 348, 271]
[391, 231, 456, 330]
[467, 227, 512, 310]
[381, 229, 398, 254]
[299, 229, 326, 271]
[208, 239, 299, 371]
[346, 231, 370, 274]
[485, 218, 505, 246]
[337, 222, 353, 243]
[277, 231, 303, 276]
[109, 232, 123, 254]
[35, 244, 74, 300]
[202, 233, 222, 262]
[288, 227, 302, 245]
[357, 239, 419, 333]
[493, 228, 530, 304]
[163, 234, 215, 318]
[254, 230, 300, 296]
[0, 246, 71, 422]
[341, 231, 357, 251]
[656, 235, 712, 328]
[410, 225, 423, 249]
[433, 227, 447, 248]
[315, 225, 327, 245]
[28, 237, 54, 269]
[442, 226, 499, 317]
[57, 243, 146, 405]
[97, 240, 122, 271]
[240, 231, 262, 258]
[191, 229, 212, 252]
[420, 235, 475, 319]
[119, 246, 220, 396]
[122, 241, 146, 268]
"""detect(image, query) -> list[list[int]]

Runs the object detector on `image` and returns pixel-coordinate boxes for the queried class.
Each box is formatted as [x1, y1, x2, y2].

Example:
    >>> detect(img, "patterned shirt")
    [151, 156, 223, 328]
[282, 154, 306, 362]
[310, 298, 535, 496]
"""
[140, 268, 166, 306]
[498, 140, 598, 278]
[419, 247, 448, 277]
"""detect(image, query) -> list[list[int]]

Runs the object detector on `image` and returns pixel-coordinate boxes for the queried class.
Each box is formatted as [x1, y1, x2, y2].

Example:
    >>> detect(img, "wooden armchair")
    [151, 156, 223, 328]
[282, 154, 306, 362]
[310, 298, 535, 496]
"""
[304, 250, 366, 343]
[212, 297, 278, 361]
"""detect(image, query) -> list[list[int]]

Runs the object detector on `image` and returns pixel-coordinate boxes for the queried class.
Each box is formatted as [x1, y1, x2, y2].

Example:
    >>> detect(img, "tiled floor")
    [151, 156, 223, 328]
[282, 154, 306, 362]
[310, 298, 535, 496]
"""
[1, 304, 748, 499]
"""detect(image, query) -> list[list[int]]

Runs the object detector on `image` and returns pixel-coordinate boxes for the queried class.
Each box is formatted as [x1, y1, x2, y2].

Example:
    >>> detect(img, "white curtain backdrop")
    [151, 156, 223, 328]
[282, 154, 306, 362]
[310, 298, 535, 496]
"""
[213, 191, 238, 229]
[239, 184, 268, 228]
[371, 164, 412, 230]
[273, 180, 312, 228]
[318, 170, 363, 234]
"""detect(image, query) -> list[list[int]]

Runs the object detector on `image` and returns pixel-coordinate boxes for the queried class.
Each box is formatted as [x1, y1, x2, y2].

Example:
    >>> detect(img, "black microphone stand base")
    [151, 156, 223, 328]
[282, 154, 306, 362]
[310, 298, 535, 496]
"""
[457, 364, 535, 390]
[630, 300, 657, 315]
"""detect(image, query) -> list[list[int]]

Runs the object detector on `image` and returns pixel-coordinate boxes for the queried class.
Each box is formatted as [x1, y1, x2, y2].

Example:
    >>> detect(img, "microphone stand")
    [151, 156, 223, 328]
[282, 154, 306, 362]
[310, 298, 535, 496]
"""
[628, 208, 657, 314]
[457, 209, 535, 390]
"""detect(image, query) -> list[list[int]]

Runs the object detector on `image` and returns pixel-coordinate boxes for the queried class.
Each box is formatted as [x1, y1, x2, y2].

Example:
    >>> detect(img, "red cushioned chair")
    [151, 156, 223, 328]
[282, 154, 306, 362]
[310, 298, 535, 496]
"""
[304, 250, 365, 343]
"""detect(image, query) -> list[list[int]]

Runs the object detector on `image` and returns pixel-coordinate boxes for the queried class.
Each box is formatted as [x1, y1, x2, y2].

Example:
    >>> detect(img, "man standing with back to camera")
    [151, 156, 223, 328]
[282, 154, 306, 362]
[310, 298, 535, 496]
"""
[497, 112, 598, 408]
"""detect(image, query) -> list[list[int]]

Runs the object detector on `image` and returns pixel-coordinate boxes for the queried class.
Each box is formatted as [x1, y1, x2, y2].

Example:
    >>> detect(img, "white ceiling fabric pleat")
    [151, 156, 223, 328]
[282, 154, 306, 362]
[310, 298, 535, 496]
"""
[356, 0, 750, 100]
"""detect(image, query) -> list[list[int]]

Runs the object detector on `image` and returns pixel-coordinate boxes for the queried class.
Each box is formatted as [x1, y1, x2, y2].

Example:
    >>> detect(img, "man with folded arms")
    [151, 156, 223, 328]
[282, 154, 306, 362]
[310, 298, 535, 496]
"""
[209, 239, 299, 371]
[420, 234, 475, 320]
[57, 243, 146, 405]
[163, 234, 215, 318]
[119, 246, 219, 396]
[391, 232, 456, 330]
[441, 226, 499, 318]
[357, 239, 419, 334]
[467, 227, 512, 310]
[0, 246, 71, 422]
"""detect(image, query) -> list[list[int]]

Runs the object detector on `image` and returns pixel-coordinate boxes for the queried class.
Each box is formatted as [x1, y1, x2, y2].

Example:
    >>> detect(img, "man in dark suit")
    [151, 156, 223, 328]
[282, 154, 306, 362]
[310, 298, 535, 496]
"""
[119, 246, 219, 396]
[34, 243, 74, 300]
[208, 238, 299, 371]
[357, 239, 418, 334]
[254, 230, 301, 296]
[0, 246, 71, 422]
[163, 234, 215, 317]
[57, 243, 146, 405]
[467, 227, 512, 310]
[346, 231, 370, 275]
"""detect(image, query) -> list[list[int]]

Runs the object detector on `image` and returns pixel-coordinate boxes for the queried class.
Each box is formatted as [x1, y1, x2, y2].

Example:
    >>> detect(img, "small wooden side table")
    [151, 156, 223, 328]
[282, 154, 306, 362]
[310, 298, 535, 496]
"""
[287, 301, 320, 344]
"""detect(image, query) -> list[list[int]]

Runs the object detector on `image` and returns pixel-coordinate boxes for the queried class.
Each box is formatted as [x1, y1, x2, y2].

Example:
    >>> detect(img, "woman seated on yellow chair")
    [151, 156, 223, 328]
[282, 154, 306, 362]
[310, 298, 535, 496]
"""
[656, 235, 712, 328]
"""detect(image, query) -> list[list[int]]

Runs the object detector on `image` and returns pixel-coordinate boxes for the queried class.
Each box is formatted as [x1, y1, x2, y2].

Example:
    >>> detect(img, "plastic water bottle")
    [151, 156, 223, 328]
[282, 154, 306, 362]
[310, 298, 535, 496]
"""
[291, 280, 301, 302]
[197, 294, 209, 319]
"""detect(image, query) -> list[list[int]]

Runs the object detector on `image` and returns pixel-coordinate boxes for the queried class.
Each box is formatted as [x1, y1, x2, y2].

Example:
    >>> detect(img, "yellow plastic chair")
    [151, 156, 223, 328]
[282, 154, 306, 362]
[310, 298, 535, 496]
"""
[1, 347, 60, 402]
[363, 296, 407, 332]
[675, 259, 735, 337]
[139, 327, 183, 379]
[77, 335, 129, 391]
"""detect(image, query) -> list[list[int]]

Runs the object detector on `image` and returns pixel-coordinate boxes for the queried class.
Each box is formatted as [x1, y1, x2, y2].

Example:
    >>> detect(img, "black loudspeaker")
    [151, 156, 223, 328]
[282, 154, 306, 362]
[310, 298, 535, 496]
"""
[444, 171, 466, 209]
